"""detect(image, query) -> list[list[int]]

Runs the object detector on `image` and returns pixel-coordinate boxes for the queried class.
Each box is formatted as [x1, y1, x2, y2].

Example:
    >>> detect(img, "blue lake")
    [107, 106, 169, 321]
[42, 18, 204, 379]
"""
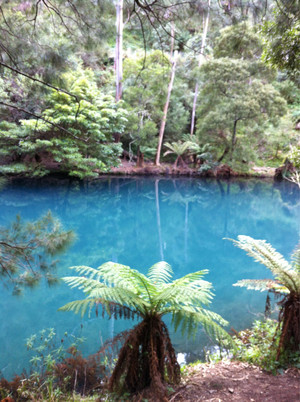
[0, 177, 299, 378]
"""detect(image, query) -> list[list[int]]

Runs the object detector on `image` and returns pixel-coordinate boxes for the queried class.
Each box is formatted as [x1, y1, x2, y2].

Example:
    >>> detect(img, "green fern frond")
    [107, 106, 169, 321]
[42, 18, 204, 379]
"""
[233, 279, 289, 293]
[291, 245, 300, 274]
[227, 236, 299, 293]
[97, 262, 155, 295]
[58, 299, 96, 317]
[171, 309, 230, 344]
[68, 265, 104, 281]
[157, 283, 213, 309]
[62, 276, 106, 293]
[155, 271, 212, 306]
[147, 261, 173, 285]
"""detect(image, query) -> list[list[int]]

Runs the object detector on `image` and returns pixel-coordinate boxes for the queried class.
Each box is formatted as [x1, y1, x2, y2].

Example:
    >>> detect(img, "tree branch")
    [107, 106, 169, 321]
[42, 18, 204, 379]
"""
[0, 61, 79, 103]
[0, 101, 87, 142]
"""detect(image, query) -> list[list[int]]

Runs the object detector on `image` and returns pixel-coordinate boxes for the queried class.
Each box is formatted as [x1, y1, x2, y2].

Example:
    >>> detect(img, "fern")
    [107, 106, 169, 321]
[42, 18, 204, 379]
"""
[228, 236, 300, 293]
[60, 260, 230, 396]
[60, 261, 227, 339]
[228, 236, 300, 359]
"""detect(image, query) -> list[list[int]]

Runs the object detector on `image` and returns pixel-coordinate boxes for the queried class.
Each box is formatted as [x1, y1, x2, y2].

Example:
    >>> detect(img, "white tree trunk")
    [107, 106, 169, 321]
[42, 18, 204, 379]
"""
[115, 0, 123, 102]
[155, 179, 164, 260]
[190, 0, 210, 136]
[155, 24, 177, 166]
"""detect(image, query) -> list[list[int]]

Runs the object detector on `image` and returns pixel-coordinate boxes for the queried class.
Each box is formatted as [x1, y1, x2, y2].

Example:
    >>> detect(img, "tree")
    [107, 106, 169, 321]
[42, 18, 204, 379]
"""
[115, 0, 124, 102]
[261, 0, 300, 78]
[59, 261, 229, 399]
[122, 50, 170, 165]
[196, 56, 287, 162]
[195, 22, 289, 164]
[190, 0, 210, 136]
[0, 211, 74, 295]
[229, 236, 300, 359]
[155, 23, 178, 166]
[0, 67, 127, 178]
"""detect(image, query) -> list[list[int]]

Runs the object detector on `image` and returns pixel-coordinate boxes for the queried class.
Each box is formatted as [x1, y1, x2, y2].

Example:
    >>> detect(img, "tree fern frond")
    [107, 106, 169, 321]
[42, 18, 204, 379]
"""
[233, 279, 289, 294]
[155, 271, 213, 306]
[58, 299, 96, 317]
[68, 265, 105, 281]
[62, 276, 106, 293]
[157, 282, 213, 309]
[147, 261, 173, 285]
[227, 236, 299, 292]
[61, 277, 150, 315]
[86, 286, 149, 313]
[171, 309, 230, 345]
[96, 262, 154, 295]
[291, 245, 300, 274]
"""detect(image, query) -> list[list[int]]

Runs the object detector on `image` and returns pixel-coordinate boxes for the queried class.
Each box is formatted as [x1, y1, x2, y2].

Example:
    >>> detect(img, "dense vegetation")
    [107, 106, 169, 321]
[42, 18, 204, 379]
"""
[0, 1, 299, 400]
[0, 0, 299, 178]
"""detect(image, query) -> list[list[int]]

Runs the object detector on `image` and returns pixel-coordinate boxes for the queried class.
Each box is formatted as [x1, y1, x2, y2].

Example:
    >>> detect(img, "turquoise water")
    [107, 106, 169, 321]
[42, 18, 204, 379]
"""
[0, 177, 299, 378]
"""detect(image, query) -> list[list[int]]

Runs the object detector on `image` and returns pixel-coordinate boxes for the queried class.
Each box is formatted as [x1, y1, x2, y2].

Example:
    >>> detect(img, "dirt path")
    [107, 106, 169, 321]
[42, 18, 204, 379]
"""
[169, 361, 300, 402]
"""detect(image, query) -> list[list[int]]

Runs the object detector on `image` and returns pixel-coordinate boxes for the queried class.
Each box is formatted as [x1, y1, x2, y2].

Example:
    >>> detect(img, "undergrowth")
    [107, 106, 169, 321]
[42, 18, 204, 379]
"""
[231, 318, 300, 374]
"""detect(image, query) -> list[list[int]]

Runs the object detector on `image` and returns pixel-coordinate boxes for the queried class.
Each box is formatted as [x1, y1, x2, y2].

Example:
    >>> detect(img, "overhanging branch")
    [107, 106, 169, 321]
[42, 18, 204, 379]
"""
[0, 101, 87, 142]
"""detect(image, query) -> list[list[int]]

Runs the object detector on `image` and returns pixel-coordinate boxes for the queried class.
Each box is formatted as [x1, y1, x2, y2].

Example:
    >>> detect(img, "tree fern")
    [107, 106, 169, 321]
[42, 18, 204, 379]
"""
[228, 236, 300, 293]
[228, 236, 300, 359]
[60, 261, 230, 398]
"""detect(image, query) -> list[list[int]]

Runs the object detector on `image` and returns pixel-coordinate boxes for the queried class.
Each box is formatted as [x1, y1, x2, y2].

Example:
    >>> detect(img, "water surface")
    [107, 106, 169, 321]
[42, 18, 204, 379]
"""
[0, 177, 299, 378]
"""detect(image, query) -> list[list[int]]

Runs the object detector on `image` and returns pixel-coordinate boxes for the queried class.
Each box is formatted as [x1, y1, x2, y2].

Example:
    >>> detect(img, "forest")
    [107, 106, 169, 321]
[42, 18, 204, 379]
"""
[0, 1, 299, 401]
[0, 0, 299, 179]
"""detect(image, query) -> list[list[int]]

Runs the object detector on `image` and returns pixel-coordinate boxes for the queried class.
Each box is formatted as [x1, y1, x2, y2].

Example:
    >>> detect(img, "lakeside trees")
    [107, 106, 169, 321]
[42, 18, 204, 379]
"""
[0, 0, 298, 176]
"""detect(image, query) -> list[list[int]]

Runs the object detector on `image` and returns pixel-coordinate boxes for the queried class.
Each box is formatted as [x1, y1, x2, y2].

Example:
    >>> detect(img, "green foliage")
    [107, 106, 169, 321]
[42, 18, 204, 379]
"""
[284, 145, 300, 187]
[231, 319, 300, 373]
[60, 261, 228, 340]
[0, 68, 127, 178]
[287, 145, 300, 169]
[230, 236, 300, 294]
[229, 236, 300, 358]
[0, 327, 104, 401]
[60, 261, 230, 396]
[261, 0, 300, 78]
[0, 1, 297, 175]
[196, 57, 287, 163]
[0, 211, 74, 294]
[26, 328, 84, 378]
[163, 140, 192, 167]
[214, 22, 263, 60]
[122, 51, 170, 157]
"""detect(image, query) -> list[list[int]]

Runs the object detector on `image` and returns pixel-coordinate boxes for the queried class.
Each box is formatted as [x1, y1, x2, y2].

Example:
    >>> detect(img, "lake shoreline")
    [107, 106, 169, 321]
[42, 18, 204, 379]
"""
[108, 160, 277, 179]
[0, 161, 282, 182]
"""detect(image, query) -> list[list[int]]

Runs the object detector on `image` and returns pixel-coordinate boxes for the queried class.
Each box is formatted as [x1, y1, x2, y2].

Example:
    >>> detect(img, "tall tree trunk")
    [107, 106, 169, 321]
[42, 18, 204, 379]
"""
[190, 0, 210, 136]
[155, 24, 177, 166]
[115, 0, 123, 102]
[218, 144, 230, 162]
